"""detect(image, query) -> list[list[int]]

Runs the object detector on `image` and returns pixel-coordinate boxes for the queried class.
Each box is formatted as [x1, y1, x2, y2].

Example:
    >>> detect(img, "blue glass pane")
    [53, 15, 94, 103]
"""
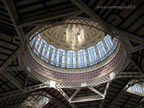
[107, 34, 113, 47]
[56, 51, 60, 66]
[61, 50, 65, 67]
[67, 50, 76, 68]
[56, 49, 65, 67]
[104, 34, 114, 54]
[96, 41, 106, 61]
[46, 46, 50, 62]
[50, 45, 56, 65]
[87, 46, 97, 65]
[73, 52, 76, 68]
[34, 35, 41, 53]
[31, 36, 36, 47]
[41, 40, 47, 60]
[37, 41, 42, 56]
[77, 50, 87, 68]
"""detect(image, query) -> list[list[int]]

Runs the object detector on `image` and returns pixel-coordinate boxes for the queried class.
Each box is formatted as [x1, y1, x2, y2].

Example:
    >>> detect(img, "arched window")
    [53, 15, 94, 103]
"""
[33, 34, 41, 54]
[96, 41, 107, 61]
[67, 50, 76, 68]
[56, 49, 65, 67]
[49, 45, 56, 65]
[87, 46, 97, 65]
[30, 36, 36, 47]
[77, 49, 87, 68]
[104, 34, 113, 54]
[45, 45, 56, 64]
[41, 40, 47, 60]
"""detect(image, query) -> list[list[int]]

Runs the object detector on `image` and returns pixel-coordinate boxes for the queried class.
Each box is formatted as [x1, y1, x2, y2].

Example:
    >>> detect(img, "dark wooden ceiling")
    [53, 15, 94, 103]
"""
[0, 0, 144, 108]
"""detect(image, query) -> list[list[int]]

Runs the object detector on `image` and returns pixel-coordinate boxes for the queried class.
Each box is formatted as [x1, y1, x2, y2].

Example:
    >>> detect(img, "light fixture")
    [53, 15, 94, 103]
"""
[49, 81, 56, 88]
[81, 83, 87, 87]
[27, 66, 31, 72]
[110, 72, 115, 80]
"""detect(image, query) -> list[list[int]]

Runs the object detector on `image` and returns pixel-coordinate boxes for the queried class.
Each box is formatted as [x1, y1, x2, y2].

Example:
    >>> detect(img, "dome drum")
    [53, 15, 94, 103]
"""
[23, 18, 127, 88]
[23, 43, 126, 88]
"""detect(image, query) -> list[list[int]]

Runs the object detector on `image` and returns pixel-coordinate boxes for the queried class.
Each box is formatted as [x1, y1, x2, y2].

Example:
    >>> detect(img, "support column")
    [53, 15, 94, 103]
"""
[86, 50, 90, 66]
[65, 51, 67, 68]
[59, 51, 63, 67]
[43, 44, 48, 62]
[48, 48, 53, 64]
[39, 42, 45, 59]
[35, 37, 42, 56]
[102, 40, 109, 58]
[53, 49, 57, 66]
[75, 51, 78, 68]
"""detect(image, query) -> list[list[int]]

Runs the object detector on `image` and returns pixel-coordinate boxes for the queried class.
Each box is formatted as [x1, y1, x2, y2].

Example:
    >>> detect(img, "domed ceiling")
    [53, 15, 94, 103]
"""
[37, 18, 105, 50]
[24, 18, 126, 84]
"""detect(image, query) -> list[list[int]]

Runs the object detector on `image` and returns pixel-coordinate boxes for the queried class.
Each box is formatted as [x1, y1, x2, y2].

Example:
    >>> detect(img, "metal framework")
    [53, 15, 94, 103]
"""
[2, 0, 25, 50]
[0, 0, 143, 107]
[57, 83, 110, 104]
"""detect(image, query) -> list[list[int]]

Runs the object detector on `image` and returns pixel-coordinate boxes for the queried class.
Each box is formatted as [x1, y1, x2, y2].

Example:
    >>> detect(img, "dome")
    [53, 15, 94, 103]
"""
[24, 18, 126, 86]
[28, 18, 119, 69]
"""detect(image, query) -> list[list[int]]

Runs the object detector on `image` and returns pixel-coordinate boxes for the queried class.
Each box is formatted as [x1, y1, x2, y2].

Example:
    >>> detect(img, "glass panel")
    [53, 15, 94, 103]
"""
[56, 49, 65, 67]
[37, 41, 43, 56]
[104, 34, 114, 54]
[96, 41, 106, 61]
[41, 40, 47, 60]
[87, 46, 97, 65]
[30, 36, 36, 47]
[56, 50, 60, 66]
[61, 50, 65, 68]
[46, 46, 51, 63]
[34, 33, 41, 53]
[77, 50, 87, 68]
[67, 50, 76, 68]
[50, 45, 56, 65]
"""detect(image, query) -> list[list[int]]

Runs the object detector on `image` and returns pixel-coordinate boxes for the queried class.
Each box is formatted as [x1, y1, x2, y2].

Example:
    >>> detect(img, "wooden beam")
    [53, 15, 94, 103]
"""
[107, 81, 129, 108]
[129, 45, 144, 54]
[2, 0, 25, 50]
[71, 0, 144, 45]
[70, 0, 112, 34]
[57, 88, 78, 108]
[114, 28, 144, 45]
[117, 71, 144, 78]
[0, 47, 21, 73]
[24, 74, 28, 90]
[70, 95, 103, 103]
[7, 66, 24, 71]
[1, 71, 23, 91]
[0, 83, 47, 101]
[88, 87, 104, 97]
[99, 82, 110, 108]
[19, 9, 80, 27]
[69, 88, 81, 101]
[130, 58, 143, 74]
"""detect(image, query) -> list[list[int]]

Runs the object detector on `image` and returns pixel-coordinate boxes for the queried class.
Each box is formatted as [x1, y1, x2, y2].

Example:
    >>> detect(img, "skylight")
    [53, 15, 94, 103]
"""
[29, 33, 118, 69]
